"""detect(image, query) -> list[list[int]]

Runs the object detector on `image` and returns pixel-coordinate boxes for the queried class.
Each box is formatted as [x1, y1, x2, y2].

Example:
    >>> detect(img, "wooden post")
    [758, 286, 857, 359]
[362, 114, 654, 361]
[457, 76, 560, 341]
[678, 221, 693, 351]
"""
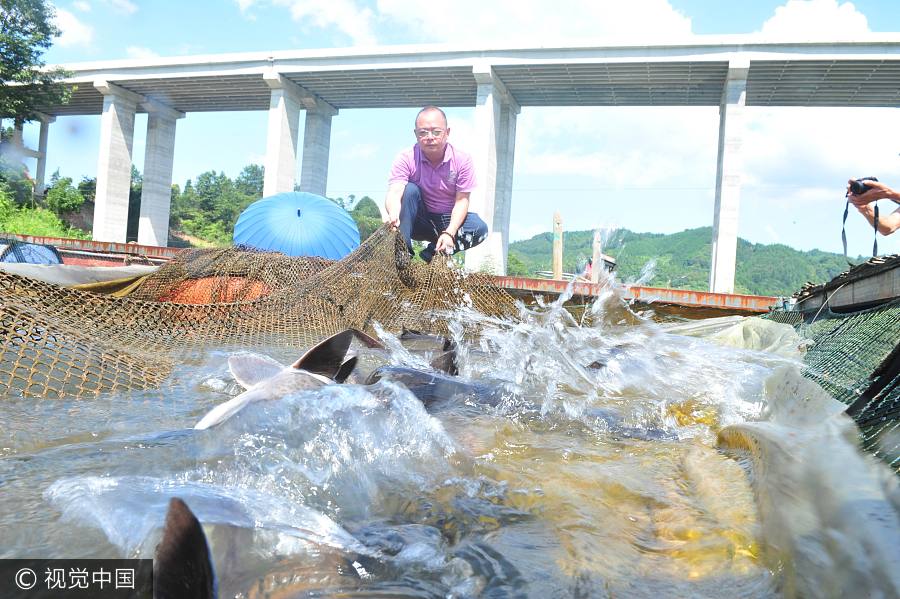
[591, 229, 601, 284]
[552, 211, 563, 280]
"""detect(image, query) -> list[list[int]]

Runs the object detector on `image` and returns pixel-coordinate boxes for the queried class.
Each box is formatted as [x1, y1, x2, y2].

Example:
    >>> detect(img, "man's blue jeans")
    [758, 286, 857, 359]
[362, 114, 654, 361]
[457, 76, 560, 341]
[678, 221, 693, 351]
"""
[398, 183, 488, 261]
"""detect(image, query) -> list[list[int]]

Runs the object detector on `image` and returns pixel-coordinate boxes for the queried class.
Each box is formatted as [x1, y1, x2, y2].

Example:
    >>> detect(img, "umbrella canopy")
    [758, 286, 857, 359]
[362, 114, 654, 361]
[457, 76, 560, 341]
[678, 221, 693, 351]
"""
[233, 192, 361, 260]
[0, 240, 62, 265]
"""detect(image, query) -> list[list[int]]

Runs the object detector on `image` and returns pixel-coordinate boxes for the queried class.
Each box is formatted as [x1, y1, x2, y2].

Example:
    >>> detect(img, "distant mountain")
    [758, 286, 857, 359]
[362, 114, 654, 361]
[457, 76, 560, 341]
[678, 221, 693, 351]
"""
[507, 226, 859, 297]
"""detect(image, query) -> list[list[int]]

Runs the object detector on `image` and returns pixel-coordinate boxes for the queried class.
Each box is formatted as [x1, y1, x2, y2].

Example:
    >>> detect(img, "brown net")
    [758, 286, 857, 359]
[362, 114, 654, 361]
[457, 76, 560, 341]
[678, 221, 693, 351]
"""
[0, 226, 519, 398]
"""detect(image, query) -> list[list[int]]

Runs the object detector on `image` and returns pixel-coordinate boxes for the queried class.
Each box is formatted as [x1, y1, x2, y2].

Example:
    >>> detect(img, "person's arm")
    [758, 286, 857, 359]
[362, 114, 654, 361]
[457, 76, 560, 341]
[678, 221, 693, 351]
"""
[384, 182, 406, 227]
[385, 153, 412, 227]
[435, 192, 470, 253]
[854, 203, 900, 235]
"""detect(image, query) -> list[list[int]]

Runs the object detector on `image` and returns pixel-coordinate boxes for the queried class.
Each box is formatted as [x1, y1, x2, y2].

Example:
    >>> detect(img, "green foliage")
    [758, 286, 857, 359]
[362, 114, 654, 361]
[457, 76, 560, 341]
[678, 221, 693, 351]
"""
[77, 176, 95, 203]
[44, 170, 84, 214]
[0, 179, 88, 238]
[353, 196, 381, 219]
[169, 167, 263, 246]
[506, 251, 529, 276]
[0, 180, 13, 220]
[234, 164, 263, 197]
[510, 227, 857, 296]
[350, 196, 381, 240]
[0, 0, 71, 123]
[0, 134, 36, 205]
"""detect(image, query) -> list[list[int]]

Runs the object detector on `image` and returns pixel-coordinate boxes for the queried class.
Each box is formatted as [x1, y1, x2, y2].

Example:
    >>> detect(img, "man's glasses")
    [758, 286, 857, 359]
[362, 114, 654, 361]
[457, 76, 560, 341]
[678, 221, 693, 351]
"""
[415, 128, 445, 138]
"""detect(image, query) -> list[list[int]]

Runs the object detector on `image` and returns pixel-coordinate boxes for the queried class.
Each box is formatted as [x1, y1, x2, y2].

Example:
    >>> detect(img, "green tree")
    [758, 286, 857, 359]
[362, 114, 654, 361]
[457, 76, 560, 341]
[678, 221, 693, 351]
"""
[77, 176, 95, 203]
[0, 0, 71, 123]
[235, 164, 264, 197]
[126, 165, 142, 241]
[0, 139, 34, 205]
[506, 251, 529, 276]
[44, 169, 84, 214]
[350, 195, 382, 240]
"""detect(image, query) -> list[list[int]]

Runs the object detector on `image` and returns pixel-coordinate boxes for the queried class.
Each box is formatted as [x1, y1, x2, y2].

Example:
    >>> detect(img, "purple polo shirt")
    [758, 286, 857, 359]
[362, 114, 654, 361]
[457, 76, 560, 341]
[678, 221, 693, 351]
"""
[388, 143, 476, 214]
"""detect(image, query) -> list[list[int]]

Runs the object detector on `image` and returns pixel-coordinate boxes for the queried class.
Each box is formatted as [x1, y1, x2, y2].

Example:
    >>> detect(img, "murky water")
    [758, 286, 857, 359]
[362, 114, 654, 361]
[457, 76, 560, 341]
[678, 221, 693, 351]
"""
[2, 280, 899, 598]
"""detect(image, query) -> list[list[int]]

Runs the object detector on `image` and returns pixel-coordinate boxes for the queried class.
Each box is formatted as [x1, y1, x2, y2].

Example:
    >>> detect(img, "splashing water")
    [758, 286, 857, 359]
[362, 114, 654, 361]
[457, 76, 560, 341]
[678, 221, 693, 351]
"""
[2, 277, 898, 597]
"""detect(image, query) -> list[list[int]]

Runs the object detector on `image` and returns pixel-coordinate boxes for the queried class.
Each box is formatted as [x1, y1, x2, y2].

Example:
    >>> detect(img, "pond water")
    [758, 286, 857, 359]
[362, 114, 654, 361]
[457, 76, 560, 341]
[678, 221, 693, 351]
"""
[2, 283, 898, 598]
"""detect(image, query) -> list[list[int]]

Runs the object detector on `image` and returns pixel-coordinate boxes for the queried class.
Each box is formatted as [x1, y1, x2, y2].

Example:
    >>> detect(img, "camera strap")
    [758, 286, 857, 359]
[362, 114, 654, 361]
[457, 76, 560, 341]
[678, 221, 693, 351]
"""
[842, 197, 879, 264]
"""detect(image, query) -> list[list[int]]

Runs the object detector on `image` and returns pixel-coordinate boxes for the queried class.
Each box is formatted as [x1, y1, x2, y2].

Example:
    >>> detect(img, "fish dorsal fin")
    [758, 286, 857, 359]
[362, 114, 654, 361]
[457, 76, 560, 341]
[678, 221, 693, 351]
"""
[430, 349, 459, 376]
[351, 328, 384, 349]
[290, 330, 354, 378]
[154, 498, 216, 599]
[229, 354, 283, 389]
[334, 356, 359, 383]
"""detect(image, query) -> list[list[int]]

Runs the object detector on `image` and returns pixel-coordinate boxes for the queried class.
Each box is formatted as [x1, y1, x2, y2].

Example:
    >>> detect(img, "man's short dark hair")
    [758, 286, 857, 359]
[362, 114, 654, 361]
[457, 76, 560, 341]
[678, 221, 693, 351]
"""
[415, 106, 447, 128]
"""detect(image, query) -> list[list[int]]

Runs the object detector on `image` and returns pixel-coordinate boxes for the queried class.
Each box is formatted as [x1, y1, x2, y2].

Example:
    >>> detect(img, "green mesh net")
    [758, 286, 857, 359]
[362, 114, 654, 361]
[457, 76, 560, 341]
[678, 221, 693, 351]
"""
[764, 300, 900, 471]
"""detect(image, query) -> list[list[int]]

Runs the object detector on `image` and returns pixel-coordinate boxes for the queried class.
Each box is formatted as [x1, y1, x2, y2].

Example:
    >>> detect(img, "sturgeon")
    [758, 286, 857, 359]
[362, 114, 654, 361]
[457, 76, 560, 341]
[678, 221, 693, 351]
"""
[194, 329, 381, 430]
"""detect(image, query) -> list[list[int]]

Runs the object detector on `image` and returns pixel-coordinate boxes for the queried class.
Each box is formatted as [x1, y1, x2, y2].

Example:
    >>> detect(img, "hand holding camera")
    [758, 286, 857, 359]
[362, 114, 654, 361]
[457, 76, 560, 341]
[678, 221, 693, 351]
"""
[846, 177, 900, 205]
[848, 176, 878, 196]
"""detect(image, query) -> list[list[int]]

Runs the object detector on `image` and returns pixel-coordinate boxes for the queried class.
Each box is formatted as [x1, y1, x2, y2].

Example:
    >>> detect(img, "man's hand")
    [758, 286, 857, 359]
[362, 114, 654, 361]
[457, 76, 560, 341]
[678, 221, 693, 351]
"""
[384, 208, 400, 228]
[435, 230, 456, 254]
[847, 179, 898, 206]
[384, 183, 405, 228]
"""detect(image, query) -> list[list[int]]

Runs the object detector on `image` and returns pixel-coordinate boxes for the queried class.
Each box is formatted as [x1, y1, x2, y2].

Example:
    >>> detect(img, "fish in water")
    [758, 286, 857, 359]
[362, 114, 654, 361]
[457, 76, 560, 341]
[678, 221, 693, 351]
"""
[365, 354, 513, 410]
[194, 329, 382, 430]
[154, 498, 216, 599]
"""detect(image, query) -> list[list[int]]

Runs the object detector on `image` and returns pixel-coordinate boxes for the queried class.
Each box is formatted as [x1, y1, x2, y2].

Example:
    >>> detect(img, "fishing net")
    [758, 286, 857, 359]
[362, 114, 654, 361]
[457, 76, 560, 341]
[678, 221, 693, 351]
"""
[765, 299, 900, 472]
[0, 225, 518, 398]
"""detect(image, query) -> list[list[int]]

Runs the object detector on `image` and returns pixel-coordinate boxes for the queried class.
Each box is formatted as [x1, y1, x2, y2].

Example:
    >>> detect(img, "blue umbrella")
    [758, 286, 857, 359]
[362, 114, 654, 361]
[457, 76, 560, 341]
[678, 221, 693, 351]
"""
[233, 192, 360, 260]
[0, 240, 62, 264]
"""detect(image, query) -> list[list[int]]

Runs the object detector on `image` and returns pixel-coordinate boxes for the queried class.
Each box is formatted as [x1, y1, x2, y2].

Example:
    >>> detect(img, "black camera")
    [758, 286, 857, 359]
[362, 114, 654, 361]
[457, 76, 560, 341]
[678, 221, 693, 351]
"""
[849, 176, 878, 195]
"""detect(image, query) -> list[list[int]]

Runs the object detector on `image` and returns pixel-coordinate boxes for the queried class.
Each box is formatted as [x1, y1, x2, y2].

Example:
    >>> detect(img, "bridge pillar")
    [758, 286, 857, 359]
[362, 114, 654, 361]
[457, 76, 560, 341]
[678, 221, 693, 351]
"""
[263, 72, 337, 198]
[709, 59, 748, 294]
[138, 100, 184, 246]
[465, 65, 519, 275]
[299, 108, 335, 196]
[263, 74, 302, 197]
[93, 81, 140, 243]
[34, 114, 55, 197]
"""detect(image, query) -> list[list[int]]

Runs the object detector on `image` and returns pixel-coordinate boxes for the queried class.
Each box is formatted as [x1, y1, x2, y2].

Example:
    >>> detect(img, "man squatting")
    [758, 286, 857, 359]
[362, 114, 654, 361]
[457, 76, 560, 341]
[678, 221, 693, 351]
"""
[384, 106, 488, 262]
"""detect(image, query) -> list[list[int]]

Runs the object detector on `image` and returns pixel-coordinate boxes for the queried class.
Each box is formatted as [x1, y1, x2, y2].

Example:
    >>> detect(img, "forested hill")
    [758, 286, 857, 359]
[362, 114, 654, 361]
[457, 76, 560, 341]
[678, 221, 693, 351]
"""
[508, 227, 859, 297]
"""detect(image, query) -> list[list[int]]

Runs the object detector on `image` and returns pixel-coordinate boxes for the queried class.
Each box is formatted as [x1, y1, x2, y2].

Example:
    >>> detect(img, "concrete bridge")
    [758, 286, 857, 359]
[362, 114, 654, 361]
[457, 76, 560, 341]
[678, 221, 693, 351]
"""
[12, 35, 900, 293]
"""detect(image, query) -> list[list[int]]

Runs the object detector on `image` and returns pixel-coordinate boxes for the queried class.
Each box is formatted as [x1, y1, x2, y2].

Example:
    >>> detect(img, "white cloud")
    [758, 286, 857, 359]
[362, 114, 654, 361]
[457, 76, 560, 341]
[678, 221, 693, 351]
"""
[741, 106, 900, 201]
[240, 0, 691, 47]
[375, 0, 692, 45]
[72, 0, 91, 11]
[514, 107, 717, 190]
[101, 0, 137, 14]
[760, 0, 869, 39]
[126, 46, 159, 59]
[54, 8, 94, 47]
[240, 0, 376, 45]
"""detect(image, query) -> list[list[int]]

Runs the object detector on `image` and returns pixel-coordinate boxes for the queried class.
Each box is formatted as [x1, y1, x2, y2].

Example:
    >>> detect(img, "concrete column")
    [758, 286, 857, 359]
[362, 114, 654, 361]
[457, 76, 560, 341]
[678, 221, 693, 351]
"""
[12, 120, 24, 147]
[299, 108, 334, 196]
[465, 65, 519, 274]
[93, 81, 141, 242]
[263, 74, 302, 197]
[709, 59, 749, 294]
[34, 115, 55, 197]
[138, 100, 184, 246]
[262, 72, 338, 198]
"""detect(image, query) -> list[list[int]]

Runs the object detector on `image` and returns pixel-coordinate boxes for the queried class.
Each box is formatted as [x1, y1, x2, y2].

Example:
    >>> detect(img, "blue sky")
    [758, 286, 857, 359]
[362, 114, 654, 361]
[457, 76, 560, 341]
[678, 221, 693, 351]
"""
[15, 0, 900, 256]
